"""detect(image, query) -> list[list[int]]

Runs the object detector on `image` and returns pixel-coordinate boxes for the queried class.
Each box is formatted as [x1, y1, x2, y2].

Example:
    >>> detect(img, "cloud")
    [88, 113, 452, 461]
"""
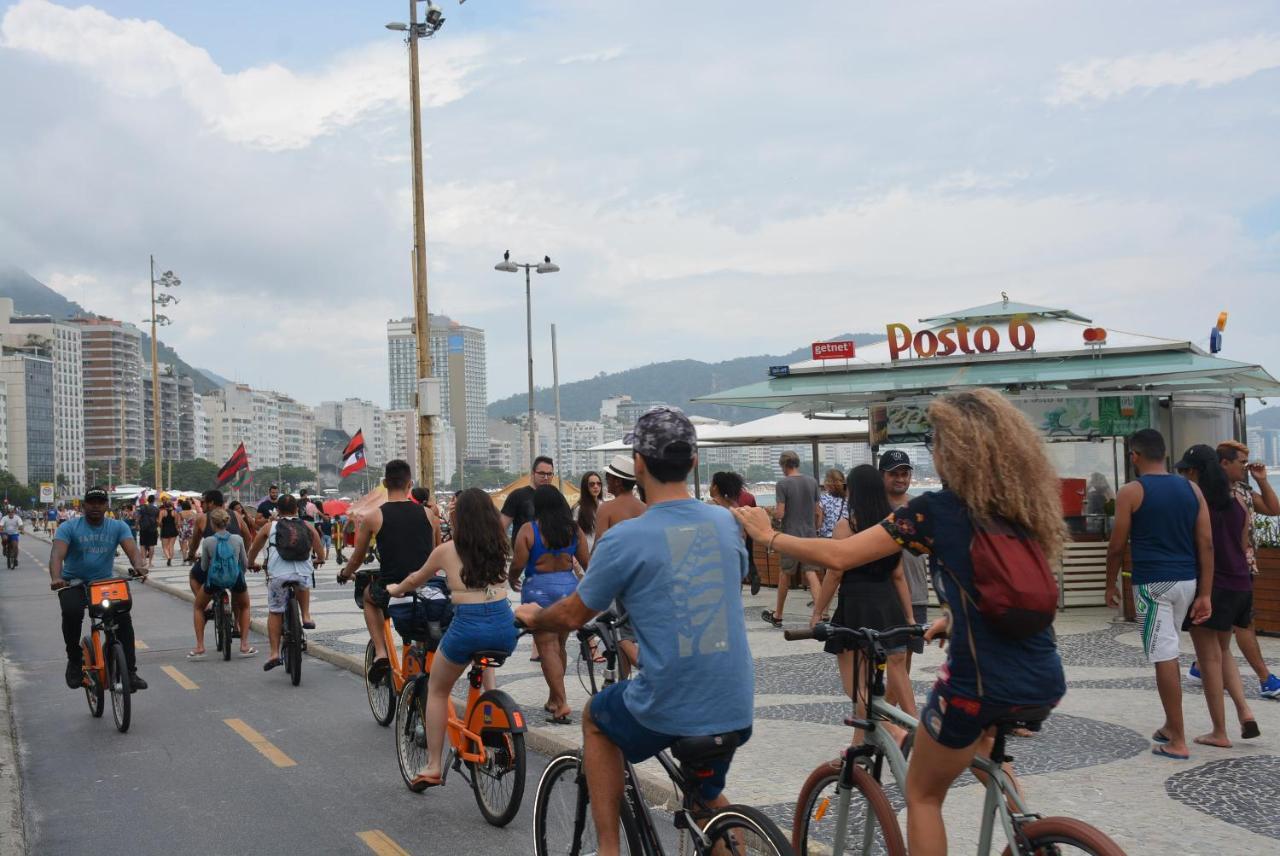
[558, 46, 625, 65]
[1049, 34, 1280, 105]
[0, 0, 490, 150]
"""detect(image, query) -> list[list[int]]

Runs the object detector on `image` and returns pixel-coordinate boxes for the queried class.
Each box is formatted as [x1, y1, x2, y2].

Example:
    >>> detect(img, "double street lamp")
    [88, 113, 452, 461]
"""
[495, 252, 559, 466]
[147, 257, 180, 492]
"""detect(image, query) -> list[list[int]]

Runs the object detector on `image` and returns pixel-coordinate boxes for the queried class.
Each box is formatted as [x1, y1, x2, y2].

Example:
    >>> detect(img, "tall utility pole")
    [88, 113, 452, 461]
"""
[407, 1, 435, 489]
[494, 253, 560, 469]
[149, 255, 161, 490]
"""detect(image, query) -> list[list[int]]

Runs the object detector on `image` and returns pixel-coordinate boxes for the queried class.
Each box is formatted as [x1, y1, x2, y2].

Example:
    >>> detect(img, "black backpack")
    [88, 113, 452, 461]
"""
[273, 518, 312, 562]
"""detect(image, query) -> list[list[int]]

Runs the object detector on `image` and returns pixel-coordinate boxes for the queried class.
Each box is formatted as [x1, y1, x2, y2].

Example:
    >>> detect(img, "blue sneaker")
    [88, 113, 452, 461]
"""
[1187, 662, 1201, 685]
[1260, 674, 1280, 700]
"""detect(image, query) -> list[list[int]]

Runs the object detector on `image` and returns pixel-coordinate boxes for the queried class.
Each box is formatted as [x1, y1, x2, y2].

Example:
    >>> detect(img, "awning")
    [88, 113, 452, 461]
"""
[695, 349, 1280, 413]
[585, 412, 867, 452]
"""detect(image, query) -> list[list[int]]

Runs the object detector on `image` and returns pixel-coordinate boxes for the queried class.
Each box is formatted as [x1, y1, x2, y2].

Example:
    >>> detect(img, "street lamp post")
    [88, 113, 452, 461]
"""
[495, 253, 560, 468]
[387, 1, 463, 490]
[147, 256, 180, 492]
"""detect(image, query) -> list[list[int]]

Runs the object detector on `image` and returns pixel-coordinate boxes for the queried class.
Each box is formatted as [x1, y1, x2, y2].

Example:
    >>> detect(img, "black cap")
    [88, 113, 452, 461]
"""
[878, 450, 913, 472]
[84, 486, 109, 503]
[1174, 444, 1215, 473]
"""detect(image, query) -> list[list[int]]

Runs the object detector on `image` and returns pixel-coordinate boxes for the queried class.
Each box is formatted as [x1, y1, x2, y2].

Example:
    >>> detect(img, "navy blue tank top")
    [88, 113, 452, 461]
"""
[1130, 474, 1198, 585]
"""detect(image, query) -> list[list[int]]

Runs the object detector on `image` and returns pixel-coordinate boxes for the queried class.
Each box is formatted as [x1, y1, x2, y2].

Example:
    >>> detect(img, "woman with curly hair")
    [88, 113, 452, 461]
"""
[386, 487, 518, 789]
[736, 388, 1066, 856]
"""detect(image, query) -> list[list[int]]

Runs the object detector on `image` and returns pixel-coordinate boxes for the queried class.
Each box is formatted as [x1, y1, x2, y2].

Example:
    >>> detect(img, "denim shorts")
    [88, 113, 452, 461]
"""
[521, 570, 578, 609]
[920, 680, 1056, 750]
[587, 682, 752, 801]
[438, 601, 518, 665]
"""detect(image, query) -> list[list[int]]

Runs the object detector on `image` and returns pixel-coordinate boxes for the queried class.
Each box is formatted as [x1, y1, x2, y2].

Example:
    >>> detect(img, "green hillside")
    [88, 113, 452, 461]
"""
[487, 334, 883, 423]
[0, 265, 222, 395]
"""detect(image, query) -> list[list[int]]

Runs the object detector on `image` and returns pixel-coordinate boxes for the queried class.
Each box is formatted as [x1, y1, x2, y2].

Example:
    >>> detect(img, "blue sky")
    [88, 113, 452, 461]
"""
[1, 0, 1278, 407]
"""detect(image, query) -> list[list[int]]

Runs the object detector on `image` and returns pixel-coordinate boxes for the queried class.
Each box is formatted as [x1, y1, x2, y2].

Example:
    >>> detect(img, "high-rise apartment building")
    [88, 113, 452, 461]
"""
[0, 351, 54, 487]
[204, 384, 316, 474]
[142, 369, 196, 465]
[387, 314, 488, 467]
[192, 395, 211, 461]
[0, 381, 7, 473]
[73, 317, 145, 473]
[0, 299, 85, 498]
[316, 398, 385, 467]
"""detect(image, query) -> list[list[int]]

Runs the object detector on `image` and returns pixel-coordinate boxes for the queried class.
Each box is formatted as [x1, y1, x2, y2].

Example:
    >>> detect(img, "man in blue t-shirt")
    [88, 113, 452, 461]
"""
[49, 487, 148, 691]
[516, 406, 754, 856]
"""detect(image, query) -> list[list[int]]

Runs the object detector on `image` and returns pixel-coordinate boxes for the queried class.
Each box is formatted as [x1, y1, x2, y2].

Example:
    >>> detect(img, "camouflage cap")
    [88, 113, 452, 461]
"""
[625, 405, 697, 460]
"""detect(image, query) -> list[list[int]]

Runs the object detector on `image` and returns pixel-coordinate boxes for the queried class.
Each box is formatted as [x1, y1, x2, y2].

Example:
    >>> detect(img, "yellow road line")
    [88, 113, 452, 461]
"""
[135, 640, 149, 650]
[356, 830, 410, 856]
[224, 718, 297, 768]
[160, 665, 197, 690]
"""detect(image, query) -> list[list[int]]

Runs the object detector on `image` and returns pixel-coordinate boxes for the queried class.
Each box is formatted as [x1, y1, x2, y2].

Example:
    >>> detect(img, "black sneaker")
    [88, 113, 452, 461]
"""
[65, 659, 83, 689]
[203, 606, 214, 622]
[129, 672, 147, 692]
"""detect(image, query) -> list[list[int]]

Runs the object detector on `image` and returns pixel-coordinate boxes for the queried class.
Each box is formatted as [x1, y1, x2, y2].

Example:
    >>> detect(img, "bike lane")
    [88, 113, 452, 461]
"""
[0, 539, 548, 856]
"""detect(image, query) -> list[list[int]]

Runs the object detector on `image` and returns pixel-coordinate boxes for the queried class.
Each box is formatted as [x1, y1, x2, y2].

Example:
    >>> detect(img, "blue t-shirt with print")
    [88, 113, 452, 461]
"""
[55, 517, 134, 583]
[577, 499, 753, 736]
[883, 490, 1065, 706]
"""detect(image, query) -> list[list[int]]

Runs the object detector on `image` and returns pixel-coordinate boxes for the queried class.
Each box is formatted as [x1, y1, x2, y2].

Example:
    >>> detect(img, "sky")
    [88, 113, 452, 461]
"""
[1, 0, 1278, 408]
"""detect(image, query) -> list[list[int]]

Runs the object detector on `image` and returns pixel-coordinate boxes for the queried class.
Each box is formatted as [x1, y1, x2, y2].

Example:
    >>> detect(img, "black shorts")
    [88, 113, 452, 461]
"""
[909, 604, 929, 654]
[921, 680, 1057, 750]
[190, 562, 248, 595]
[355, 573, 391, 611]
[140, 527, 158, 547]
[1185, 587, 1254, 632]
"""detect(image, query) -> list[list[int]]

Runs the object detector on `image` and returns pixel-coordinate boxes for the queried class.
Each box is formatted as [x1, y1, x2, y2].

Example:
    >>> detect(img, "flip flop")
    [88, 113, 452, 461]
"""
[1151, 730, 1171, 745]
[302, 621, 316, 630]
[186, 651, 206, 660]
[547, 713, 573, 725]
[263, 657, 282, 672]
[408, 773, 443, 792]
[238, 646, 258, 658]
[1242, 720, 1261, 740]
[1151, 745, 1189, 760]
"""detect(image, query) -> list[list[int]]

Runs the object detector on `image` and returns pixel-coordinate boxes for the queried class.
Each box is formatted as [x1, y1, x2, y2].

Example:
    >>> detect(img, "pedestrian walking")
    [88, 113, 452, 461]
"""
[574, 471, 603, 552]
[136, 494, 159, 568]
[158, 497, 180, 566]
[736, 389, 1067, 856]
[512, 484, 591, 724]
[1106, 428, 1213, 761]
[881, 450, 934, 675]
[1175, 445, 1262, 744]
[594, 455, 645, 541]
[761, 450, 822, 627]
[812, 464, 916, 721]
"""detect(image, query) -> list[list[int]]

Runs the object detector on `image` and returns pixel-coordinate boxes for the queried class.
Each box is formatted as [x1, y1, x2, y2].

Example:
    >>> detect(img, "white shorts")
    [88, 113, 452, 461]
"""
[266, 572, 311, 614]
[1135, 579, 1196, 663]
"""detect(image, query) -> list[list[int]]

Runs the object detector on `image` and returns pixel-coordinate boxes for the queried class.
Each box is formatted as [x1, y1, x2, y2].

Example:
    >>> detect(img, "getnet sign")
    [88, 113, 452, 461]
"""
[812, 340, 856, 360]
[886, 316, 1036, 360]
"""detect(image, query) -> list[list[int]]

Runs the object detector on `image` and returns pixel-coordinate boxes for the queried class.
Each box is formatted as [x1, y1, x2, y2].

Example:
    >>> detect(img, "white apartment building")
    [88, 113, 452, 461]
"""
[317, 398, 386, 467]
[0, 299, 85, 498]
[204, 384, 316, 473]
[192, 395, 212, 461]
[0, 381, 7, 474]
[0, 352, 54, 487]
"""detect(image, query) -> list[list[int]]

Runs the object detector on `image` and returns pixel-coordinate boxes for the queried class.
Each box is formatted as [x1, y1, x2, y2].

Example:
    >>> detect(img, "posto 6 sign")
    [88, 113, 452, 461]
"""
[885, 316, 1036, 361]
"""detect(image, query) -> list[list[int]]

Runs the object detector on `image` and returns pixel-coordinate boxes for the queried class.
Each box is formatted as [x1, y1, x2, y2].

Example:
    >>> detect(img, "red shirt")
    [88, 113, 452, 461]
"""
[737, 489, 757, 508]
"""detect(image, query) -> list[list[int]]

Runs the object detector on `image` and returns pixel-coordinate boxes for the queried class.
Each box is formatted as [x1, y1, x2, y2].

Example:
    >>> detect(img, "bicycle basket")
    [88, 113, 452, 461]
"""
[88, 579, 131, 616]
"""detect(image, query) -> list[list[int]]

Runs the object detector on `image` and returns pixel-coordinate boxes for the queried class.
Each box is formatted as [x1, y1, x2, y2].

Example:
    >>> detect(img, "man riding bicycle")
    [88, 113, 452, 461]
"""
[516, 407, 754, 856]
[48, 487, 149, 691]
[2, 507, 24, 566]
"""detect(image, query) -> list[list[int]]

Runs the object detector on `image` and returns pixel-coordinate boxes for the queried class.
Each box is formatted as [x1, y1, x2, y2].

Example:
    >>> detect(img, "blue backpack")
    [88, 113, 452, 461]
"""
[206, 532, 240, 589]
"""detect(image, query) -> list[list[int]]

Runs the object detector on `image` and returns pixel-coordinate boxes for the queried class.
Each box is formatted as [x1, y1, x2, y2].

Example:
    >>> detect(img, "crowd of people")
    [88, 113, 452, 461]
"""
[32, 390, 1280, 856]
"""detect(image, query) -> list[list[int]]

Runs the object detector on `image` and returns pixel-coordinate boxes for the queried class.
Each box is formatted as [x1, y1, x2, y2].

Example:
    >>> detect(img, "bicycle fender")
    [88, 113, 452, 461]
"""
[467, 689, 528, 734]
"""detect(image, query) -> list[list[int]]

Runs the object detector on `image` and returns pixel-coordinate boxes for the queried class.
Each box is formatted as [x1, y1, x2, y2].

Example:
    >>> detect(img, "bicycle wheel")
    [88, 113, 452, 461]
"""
[108, 642, 131, 733]
[794, 759, 904, 856]
[469, 725, 527, 827]
[395, 679, 430, 791]
[286, 593, 302, 686]
[82, 637, 104, 718]
[215, 594, 231, 661]
[1000, 817, 1127, 856]
[365, 640, 395, 726]
[533, 751, 642, 856]
[703, 804, 795, 856]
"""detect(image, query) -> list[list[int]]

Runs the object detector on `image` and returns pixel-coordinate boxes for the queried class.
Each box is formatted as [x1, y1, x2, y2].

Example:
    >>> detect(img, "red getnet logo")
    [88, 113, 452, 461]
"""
[885, 317, 1036, 360]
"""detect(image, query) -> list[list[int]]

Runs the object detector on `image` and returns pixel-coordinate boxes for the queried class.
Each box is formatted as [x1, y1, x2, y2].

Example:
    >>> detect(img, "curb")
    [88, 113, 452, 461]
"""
[0, 649, 27, 856]
[138, 573, 680, 808]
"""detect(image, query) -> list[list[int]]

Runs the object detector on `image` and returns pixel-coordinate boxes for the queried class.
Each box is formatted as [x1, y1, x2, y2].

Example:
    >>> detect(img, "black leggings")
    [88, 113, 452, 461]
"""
[59, 587, 136, 672]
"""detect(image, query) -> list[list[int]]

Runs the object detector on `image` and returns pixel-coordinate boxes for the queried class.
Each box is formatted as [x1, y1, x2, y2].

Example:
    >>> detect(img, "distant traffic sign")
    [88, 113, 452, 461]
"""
[811, 340, 855, 360]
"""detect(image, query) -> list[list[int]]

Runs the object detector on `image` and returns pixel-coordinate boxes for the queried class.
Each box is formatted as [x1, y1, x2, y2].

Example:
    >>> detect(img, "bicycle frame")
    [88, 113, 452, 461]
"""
[380, 617, 428, 694]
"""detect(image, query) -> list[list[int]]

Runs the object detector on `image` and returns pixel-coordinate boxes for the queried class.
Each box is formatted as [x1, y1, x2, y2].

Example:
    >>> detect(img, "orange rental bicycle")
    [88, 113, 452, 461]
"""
[362, 576, 435, 726]
[394, 635, 528, 827]
[75, 575, 138, 733]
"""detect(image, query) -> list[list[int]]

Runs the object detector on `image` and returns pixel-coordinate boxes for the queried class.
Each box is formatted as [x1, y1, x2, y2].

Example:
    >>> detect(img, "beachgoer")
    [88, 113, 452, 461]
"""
[881, 450, 933, 673]
[761, 450, 822, 628]
[574, 471, 603, 552]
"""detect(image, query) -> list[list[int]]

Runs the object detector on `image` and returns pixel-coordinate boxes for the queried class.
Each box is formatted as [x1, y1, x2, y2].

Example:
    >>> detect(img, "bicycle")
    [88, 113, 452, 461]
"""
[70, 574, 141, 733]
[785, 623, 1126, 856]
[4, 535, 18, 569]
[533, 610, 795, 856]
[259, 568, 306, 687]
[393, 632, 529, 827]
[357, 571, 433, 726]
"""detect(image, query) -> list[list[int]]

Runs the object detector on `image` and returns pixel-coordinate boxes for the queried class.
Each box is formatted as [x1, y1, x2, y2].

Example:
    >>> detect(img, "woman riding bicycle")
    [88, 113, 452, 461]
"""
[737, 389, 1067, 856]
[385, 487, 518, 789]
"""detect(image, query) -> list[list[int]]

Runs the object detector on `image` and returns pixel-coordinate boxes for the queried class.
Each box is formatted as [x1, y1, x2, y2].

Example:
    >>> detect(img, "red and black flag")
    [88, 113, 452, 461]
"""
[341, 431, 367, 477]
[216, 442, 249, 487]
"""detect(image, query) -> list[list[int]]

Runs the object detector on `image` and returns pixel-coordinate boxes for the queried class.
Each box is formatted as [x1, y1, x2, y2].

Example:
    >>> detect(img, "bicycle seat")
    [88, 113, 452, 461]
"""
[670, 731, 741, 767]
[989, 706, 1054, 731]
[472, 650, 510, 668]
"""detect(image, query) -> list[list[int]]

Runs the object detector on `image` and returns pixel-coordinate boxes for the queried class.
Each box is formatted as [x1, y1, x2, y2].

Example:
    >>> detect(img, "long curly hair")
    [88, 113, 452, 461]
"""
[452, 488, 509, 589]
[928, 389, 1066, 562]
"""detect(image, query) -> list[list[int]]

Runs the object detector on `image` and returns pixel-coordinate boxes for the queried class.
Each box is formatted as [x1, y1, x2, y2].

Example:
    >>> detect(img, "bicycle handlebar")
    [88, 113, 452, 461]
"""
[785, 622, 930, 649]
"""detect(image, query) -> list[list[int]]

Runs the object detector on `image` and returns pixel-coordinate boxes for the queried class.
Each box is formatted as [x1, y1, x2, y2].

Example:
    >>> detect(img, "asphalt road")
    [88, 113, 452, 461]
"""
[0, 539, 550, 856]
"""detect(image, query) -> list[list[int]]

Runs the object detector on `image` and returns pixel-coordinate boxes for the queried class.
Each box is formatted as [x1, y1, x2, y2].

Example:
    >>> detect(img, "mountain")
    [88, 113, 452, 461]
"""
[1253, 406, 1280, 430]
[0, 266, 223, 395]
[487, 334, 884, 423]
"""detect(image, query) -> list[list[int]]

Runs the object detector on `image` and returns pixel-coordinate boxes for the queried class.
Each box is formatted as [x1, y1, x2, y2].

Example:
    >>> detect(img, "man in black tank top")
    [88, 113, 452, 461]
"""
[338, 459, 439, 679]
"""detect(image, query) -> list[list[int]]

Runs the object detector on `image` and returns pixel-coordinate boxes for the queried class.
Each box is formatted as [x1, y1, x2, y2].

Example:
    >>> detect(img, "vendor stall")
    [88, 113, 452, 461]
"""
[697, 298, 1280, 608]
